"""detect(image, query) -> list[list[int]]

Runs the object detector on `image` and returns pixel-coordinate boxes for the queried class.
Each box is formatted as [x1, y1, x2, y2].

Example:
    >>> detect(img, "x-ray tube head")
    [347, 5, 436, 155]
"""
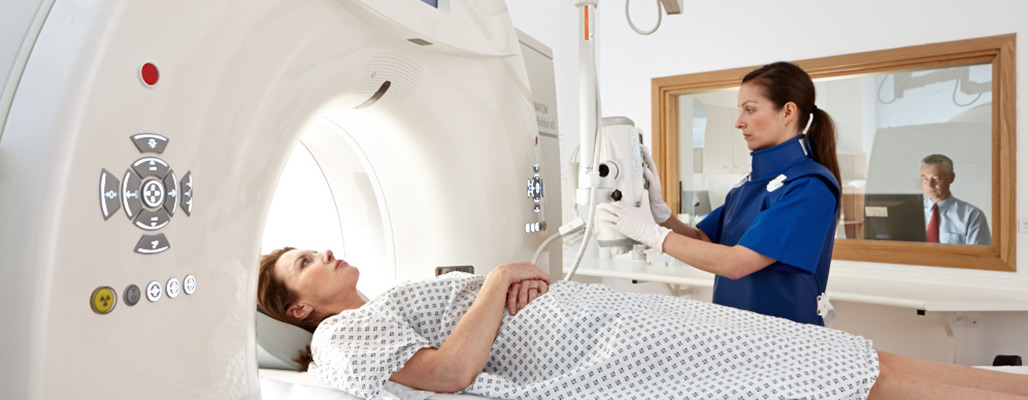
[593, 117, 646, 254]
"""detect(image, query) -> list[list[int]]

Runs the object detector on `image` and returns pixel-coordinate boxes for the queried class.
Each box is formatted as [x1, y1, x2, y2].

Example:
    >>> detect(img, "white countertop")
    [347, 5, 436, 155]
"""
[562, 252, 1028, 312]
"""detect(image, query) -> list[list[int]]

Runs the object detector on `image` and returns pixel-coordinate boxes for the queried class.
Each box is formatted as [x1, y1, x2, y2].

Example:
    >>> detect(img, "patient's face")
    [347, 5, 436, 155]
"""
[920, 163, 954, 203]
[274, 249, 360, 313]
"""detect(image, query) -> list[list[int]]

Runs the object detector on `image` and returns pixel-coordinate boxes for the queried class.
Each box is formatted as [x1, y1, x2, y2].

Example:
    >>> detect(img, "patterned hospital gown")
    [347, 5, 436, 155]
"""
[309, 272, 879, 400]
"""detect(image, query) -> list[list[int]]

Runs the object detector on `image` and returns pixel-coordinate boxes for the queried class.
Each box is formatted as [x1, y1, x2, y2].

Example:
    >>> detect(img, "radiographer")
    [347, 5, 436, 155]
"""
[599, 61, 841, 326]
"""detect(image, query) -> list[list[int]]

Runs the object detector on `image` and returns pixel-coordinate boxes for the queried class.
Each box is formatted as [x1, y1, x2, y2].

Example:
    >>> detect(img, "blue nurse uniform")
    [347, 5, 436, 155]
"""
[696, 134, 840, 325]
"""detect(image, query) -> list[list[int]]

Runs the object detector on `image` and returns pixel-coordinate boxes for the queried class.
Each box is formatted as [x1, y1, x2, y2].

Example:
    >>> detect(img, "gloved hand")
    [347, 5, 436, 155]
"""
[641, 146, 673, 224]
[596, 191, 671, 250]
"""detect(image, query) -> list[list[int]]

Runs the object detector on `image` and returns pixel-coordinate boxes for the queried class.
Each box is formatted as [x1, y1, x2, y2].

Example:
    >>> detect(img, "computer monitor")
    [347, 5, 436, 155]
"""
[862, 193, 926, 242]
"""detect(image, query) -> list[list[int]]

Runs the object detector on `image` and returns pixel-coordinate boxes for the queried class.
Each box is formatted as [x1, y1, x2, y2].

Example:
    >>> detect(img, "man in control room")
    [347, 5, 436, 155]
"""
[920, 154, 991, 245]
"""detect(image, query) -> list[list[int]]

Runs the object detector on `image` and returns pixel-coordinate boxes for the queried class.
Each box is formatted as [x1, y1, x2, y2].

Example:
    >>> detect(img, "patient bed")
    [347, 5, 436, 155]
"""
[257, 282, 1028, 400]
[258, 294, 1028, 400]
[258, 364, 1028, 400]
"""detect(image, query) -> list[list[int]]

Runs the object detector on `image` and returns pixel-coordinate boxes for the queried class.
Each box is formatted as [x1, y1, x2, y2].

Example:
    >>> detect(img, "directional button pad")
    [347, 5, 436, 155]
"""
[98, 134, 193, 255]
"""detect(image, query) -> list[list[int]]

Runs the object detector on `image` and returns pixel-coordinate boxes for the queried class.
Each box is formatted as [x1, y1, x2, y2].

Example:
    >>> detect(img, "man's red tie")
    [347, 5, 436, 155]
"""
[926, 203, 939, 242]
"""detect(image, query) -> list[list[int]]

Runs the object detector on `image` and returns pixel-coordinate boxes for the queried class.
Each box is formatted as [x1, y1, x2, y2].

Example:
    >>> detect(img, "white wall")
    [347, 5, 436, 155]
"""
[507, 0, 1028, 365]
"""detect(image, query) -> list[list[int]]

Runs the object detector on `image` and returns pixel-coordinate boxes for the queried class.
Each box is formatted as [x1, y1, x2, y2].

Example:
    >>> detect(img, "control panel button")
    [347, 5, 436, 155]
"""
[90, 286, 117, 314]
[145, 281, 162, 302]
[122, 169, 144, 219]
[141, 178, 165, 209]
[134, 233, 170, 254]
[131, 133, 169, 154]
[163, 170, 178, 216]
[124, 284, 141, 306]
[180, 172, 193, 216]
[166, 278, 181, 299]
[526, 174, 543, 203]
[133, 208, 171, 231]
[131, 157, 170, 179]
[183, 275, 196, 295]
[139, 63, 160, 87]
[99, 169, 121, 220]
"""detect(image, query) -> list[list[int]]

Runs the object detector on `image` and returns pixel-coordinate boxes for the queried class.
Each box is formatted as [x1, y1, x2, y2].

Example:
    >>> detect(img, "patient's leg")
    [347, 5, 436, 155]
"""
[875, 351, 1028, 397]
[869, 361, 1028, 400]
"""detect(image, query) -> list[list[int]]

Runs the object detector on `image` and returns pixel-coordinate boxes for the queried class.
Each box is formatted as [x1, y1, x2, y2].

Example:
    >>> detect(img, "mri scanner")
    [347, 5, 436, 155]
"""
[0, 0, 562, 398]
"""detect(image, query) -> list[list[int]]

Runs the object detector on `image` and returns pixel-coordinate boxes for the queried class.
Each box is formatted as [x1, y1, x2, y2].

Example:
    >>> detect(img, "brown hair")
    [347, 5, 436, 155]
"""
[256, 246, 315, 370]
[742, 62, 842, 188]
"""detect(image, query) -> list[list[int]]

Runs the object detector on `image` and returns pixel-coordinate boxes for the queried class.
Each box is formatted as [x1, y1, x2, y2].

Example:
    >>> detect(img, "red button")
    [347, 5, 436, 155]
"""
[140, 63, 159, 86]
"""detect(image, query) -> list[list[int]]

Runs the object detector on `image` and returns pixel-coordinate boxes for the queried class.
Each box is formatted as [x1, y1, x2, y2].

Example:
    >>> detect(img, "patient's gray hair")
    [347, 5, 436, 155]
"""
[921, 154, 954, 175]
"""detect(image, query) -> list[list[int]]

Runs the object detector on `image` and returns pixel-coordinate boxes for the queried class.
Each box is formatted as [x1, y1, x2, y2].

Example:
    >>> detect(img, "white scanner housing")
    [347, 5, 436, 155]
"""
[0, 0, 561, 398]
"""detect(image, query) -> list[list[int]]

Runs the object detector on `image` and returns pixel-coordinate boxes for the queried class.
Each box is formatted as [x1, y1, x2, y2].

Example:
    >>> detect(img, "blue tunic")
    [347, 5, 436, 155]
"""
[697, 135, 840, 325]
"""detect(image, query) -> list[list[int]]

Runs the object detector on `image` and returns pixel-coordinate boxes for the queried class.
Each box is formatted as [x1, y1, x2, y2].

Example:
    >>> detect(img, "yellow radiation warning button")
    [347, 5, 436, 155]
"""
[90, 286, 117, 314]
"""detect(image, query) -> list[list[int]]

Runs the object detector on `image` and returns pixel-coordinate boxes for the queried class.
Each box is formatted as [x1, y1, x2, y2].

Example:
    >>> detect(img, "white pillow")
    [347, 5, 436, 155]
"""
[256, 308, 313, 370]
[256, 292, 368, 370]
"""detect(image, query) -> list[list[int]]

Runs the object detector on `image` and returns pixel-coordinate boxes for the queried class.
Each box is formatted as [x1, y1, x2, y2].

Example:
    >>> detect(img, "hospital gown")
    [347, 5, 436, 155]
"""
[309, 272, 879, 400]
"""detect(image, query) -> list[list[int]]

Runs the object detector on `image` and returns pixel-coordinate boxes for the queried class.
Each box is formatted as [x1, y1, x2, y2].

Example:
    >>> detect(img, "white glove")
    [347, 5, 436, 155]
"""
[596, 191, 671, 250]
[642, 146, 673, 224]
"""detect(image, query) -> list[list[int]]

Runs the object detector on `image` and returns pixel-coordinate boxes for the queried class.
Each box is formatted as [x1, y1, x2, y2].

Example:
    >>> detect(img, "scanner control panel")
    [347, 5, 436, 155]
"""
[98, 134, 193, 254]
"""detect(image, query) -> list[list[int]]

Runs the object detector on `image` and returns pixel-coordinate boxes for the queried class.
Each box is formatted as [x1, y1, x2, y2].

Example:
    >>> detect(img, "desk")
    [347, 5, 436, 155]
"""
[563, 253, 1028, 337]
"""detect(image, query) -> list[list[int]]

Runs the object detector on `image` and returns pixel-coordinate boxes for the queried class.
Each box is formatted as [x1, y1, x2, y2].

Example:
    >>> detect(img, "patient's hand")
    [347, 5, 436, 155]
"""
[506, 278, 548, 315]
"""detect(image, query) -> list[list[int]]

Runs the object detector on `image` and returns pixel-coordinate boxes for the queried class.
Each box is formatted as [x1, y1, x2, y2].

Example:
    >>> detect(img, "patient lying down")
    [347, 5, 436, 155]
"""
[257, 247, 1028, 400]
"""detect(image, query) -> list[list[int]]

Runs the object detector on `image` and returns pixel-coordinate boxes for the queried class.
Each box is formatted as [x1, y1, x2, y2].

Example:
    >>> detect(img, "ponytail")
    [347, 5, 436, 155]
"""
[806, 107, 842, 189]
